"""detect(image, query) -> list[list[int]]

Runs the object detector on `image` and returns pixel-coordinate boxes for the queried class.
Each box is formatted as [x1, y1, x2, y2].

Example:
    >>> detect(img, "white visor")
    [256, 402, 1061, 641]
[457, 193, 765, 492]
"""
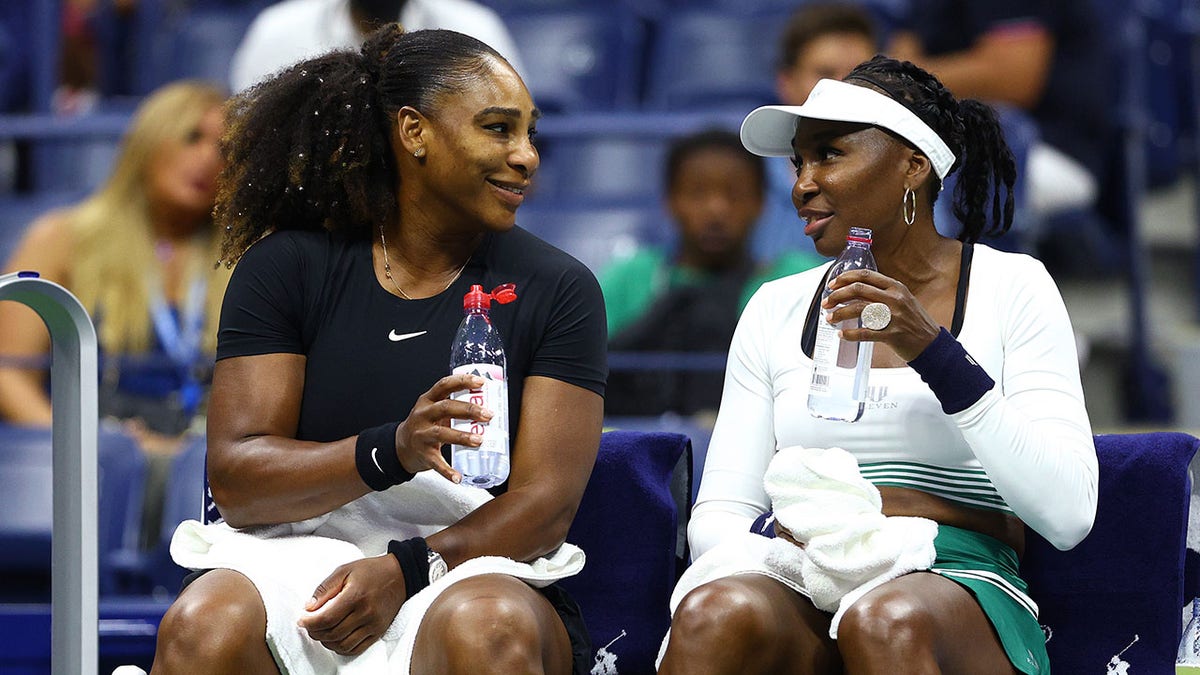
[740, 78, 957, 180]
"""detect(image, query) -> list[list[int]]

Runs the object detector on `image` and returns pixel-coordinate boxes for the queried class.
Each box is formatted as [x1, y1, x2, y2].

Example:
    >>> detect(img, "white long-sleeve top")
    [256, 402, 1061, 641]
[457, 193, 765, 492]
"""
[690, 244, 1097, 558]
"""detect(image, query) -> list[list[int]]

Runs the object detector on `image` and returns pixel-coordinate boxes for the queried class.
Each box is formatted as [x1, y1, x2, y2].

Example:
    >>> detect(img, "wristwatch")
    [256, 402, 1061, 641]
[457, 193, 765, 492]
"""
[427, 546, 448, 584]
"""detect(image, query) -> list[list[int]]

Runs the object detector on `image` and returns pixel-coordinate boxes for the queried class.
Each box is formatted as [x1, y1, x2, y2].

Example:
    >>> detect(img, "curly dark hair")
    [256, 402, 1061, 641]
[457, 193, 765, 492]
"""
[664, 128, 766, 197]
[844, 55, 1016, 243]
[214, 26, 506, 265]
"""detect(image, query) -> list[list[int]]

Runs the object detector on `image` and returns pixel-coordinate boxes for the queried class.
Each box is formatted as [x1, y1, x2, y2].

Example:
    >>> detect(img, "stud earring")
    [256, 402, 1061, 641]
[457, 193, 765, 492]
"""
[413, 147, 426, 158]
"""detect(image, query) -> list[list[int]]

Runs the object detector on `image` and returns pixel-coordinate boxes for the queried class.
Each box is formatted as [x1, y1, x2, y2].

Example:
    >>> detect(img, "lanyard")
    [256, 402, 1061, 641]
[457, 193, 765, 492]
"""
[148, 275, 207, 416]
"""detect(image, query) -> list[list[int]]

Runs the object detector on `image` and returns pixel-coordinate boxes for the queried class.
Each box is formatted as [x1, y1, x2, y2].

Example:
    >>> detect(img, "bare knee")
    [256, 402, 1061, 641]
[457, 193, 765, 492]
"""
[670, 579, 782, 654]
[837, 588, 935, 654]
[417, 576, 560, 674]
[153, 571, 270, 673]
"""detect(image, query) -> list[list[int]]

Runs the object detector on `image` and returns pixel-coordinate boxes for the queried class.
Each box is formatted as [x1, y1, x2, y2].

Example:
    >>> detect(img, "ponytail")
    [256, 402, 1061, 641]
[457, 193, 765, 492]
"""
[950, 100, 1016, 243]
[845, 56, 1018, 244]
[215, 27, 404, 265]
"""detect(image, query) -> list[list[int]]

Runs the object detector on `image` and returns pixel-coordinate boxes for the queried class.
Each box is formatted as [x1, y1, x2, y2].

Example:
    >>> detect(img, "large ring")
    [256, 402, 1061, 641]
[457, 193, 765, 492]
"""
[861, 302, 892, 331]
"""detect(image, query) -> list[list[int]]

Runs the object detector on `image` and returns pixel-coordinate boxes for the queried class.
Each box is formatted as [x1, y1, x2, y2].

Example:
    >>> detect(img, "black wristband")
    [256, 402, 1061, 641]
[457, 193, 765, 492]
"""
[907, 327, 996, 414]
[388, 537, 432, 599]
[354, 422, 414, 491]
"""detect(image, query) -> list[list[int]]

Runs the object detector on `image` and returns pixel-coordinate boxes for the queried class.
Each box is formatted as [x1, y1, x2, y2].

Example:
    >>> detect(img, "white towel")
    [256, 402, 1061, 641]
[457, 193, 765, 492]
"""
[660, 446, 937, 660]
[765, 446, 938, 628]
[170, 471, 586, 674]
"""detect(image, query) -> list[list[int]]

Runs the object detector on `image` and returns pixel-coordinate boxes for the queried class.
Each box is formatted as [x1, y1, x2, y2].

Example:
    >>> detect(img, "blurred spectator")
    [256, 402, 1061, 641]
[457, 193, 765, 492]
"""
[888, 1, 1108, 225]
[601, 129, 823, 418]
[752, 2, 878, 263]
[0, 80, 230, 452]
[0, 80, 230, 547]
[230, 0, 524, 92]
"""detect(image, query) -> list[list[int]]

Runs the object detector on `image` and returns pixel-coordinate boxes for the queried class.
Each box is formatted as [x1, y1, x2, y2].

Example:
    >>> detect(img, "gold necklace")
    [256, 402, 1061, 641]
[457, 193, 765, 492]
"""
[379, 225, 469, 300]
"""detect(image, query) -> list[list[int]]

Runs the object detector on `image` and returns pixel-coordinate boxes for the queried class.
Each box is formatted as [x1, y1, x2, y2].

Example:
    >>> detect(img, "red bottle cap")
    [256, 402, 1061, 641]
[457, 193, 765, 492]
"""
[463, 283, 518, 310]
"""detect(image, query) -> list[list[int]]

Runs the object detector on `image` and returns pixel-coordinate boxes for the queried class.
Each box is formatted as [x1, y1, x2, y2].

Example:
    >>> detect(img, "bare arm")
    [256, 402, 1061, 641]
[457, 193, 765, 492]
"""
[0, 213, 74, 424]
[427, 375, 603, 566]
[888, 25, 1054, 109]
[207, 351, 531, 529]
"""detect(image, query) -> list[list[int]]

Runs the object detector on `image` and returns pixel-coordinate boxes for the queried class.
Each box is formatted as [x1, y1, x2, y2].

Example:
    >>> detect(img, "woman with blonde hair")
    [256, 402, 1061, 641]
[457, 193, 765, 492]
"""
[0, 80, 230, 454]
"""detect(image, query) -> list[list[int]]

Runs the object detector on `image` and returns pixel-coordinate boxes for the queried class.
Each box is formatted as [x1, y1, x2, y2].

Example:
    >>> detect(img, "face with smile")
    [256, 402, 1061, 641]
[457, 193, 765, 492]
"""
[406, 57, 540, 233]
[790, 116, 917, 257]
[144, 105, 224, 225]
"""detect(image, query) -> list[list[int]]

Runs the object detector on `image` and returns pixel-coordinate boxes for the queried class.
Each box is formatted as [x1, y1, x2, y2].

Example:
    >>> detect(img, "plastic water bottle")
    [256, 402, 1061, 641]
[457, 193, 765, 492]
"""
[808, 227, 877, 423]
[450, 283, 517, 487]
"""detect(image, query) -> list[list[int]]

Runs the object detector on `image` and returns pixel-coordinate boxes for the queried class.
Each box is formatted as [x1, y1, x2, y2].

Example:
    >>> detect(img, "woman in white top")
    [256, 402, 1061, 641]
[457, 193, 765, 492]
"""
[658, 56, 1096, 674]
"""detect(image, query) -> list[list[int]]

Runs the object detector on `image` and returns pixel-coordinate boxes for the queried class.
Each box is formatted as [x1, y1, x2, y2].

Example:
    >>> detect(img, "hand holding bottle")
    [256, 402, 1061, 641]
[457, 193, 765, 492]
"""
[393, 373, 494, 484]
[821, 268, 941, 363]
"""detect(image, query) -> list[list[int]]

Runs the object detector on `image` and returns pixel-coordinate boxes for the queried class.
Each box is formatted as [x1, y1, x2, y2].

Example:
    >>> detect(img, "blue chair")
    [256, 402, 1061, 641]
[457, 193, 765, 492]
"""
[141, 433, 208, 594]
[517, 202, 669, 273]
[643, 10, 782, 111]
[661, 0, 909, 37]
[503, 8, 645, 112]
[1022, 432, 1199, 672]
[131, 3, 258, 94]
[0, 423, 148, 597]
[604, 415, 711, 504]
[561, 430, 693, 675]
[534, 135, 669, 205]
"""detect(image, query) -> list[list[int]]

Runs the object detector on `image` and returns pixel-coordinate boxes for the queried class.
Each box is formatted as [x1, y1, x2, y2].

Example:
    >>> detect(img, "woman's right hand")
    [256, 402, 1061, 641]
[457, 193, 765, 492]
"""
[394, 373, 494, 483]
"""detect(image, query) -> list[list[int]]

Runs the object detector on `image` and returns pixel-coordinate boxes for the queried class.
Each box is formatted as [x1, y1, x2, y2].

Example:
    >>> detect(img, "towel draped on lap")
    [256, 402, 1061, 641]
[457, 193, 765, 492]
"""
[659, 446, 937, 666]
[170, 471, 587, 675]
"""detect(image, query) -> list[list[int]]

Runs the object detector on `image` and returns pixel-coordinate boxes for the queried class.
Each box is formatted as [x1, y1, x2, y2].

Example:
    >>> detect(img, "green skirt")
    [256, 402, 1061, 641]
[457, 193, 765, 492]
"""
[931, 525, 1050, 675]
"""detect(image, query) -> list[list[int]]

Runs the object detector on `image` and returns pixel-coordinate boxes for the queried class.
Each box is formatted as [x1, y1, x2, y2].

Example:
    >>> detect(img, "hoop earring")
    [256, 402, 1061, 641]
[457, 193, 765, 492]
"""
[902, 187, 916, 226]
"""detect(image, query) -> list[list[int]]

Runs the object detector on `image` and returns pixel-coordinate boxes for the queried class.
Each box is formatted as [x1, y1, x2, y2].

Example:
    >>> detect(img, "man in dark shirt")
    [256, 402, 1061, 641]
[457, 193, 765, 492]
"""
[889, 1, 1109, 223]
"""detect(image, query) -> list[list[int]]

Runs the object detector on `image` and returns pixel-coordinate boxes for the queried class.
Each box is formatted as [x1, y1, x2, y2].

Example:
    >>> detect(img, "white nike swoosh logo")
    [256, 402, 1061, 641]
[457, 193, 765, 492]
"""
[388, 330, 427, 342]
[371, 447, 385, 474]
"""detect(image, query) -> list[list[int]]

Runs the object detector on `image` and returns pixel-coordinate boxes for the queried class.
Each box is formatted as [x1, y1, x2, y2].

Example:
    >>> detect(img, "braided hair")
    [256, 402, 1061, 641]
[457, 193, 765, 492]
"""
[215, 26, 506, 265]
[844, 55, 1016, 243]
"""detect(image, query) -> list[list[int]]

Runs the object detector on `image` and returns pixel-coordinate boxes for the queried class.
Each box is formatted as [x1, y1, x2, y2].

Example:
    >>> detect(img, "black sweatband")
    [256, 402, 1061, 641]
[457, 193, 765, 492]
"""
[388, 537, 431, 599]
[907, 327, 996, 414]
[354, 422, 413, 491]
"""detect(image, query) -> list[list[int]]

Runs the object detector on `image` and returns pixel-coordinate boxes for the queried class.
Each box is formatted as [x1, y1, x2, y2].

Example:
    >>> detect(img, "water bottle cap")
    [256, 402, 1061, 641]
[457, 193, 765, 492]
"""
[846, 226, 873, 245]
[463, 283, 518, 310]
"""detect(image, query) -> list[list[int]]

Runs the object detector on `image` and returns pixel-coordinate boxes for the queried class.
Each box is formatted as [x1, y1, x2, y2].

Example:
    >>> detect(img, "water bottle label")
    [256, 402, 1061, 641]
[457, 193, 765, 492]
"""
[809, 317, 840, 397]
[450, 363, 509, 453]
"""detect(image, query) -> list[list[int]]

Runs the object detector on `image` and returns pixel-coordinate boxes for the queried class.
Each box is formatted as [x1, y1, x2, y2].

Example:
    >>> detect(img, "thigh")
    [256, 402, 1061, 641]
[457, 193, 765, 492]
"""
[844, 572, 1017, 674]
[411, 574, 574, 675]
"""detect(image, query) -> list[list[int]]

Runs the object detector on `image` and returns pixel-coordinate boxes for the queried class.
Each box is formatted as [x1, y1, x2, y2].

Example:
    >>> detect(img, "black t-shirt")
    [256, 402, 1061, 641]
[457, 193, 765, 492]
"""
[216, 227, 607, 446]
[902, 0, 1111, 177]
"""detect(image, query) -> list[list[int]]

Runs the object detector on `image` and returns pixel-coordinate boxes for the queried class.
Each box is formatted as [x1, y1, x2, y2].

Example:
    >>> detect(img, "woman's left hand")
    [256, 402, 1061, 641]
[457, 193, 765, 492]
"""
[297, 554, 408, 656]
[822, 269, 942, 362]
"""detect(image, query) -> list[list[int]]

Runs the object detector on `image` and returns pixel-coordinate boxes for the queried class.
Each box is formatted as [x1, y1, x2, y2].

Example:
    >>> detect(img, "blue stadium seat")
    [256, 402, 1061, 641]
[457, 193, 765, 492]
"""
[504, 8, 645, 112]
[0, 423, 148, 597]
[132, 3, 259, 94]
[534, 135, 669, 205]
[143, 433, 207, 594]
[663, 0, 909, 37]
[517, 202, 669, 273]
[643, 10, 783, 111]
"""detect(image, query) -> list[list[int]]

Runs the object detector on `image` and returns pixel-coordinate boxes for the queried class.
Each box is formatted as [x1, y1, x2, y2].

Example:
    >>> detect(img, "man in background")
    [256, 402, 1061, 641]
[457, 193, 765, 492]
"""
[230, 0, 523, 92]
